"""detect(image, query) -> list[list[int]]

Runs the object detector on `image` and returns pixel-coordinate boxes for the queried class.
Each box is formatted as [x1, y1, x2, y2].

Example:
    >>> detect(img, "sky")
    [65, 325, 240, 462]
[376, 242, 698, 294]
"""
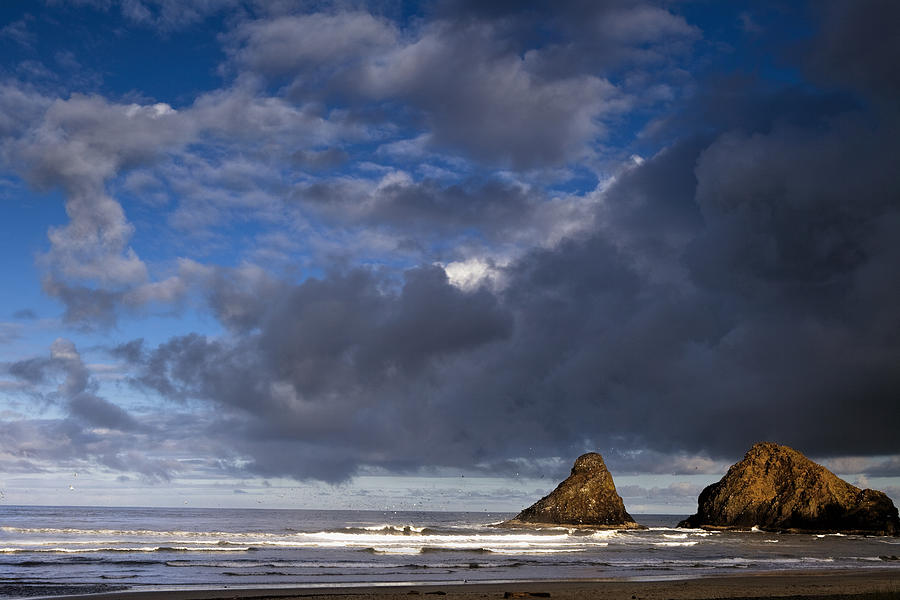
[0, 0, 898, 514]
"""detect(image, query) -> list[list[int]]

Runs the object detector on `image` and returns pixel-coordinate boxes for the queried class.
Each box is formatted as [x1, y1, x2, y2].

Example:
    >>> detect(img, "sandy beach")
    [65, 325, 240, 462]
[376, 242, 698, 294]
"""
[17, 568, 899, 600]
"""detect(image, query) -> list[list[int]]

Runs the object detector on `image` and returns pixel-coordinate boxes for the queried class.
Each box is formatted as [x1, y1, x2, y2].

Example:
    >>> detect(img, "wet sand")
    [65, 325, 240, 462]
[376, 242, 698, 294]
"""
[26, 568, 900, 600]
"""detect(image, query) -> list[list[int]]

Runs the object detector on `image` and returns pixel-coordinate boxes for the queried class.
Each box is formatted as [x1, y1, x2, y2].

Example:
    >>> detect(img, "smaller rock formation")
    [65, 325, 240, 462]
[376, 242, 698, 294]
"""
[501, 452, 644, 529]
[678, 442, 900, 535]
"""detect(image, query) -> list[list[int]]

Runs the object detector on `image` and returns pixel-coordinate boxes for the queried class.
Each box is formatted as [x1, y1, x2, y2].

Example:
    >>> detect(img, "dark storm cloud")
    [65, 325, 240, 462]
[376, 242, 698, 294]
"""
[119, 235, 726, 481]
[3, 1, 896, 487]
[805, 0, 900, 101]
[263, 264, 511, 386]
[107, 0, 900, 482]
[481, 1, 900, 460]
[468, 110, 900, 461]
[597, 137, 708, 282]
[135, 266, 513, 397]
[120, 265, 513, 481]
[202, 263, 287, 333]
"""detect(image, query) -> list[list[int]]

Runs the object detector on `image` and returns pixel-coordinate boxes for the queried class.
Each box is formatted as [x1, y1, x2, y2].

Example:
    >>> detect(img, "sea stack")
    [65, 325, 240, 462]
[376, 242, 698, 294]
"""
[679, 442, 900, 535]
[502, 452, 644, 529]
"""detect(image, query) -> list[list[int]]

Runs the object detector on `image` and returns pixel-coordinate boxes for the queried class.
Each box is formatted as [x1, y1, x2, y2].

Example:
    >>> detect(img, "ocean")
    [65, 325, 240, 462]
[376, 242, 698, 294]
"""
[0, 506, 898, 596]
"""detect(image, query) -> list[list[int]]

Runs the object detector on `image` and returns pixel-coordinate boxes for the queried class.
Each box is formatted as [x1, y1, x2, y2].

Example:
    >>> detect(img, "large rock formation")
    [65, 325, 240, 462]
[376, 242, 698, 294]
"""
[502, 452, 644, 529]
[679, 442, 900, 535]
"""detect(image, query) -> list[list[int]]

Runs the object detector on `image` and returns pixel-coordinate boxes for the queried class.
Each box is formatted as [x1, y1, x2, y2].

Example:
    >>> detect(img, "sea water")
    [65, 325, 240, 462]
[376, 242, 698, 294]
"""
[0, 506, 898, 594]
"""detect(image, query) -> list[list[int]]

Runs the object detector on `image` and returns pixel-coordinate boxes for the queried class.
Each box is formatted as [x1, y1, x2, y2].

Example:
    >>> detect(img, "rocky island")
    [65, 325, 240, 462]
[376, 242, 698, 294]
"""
[501, 452, 644, 529]
[679, 442, 900, 535]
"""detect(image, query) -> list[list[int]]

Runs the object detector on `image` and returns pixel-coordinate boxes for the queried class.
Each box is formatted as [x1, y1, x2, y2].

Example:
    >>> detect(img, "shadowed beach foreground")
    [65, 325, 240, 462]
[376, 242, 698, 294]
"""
[22, 569, 900, 600]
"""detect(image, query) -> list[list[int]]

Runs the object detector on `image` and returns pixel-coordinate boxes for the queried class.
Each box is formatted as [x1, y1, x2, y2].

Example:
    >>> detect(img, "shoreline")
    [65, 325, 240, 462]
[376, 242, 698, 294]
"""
[25, 568, 900, 600]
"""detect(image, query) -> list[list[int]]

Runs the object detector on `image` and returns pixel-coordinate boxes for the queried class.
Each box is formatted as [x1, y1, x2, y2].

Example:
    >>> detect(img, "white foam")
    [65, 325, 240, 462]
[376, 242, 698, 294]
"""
[653, 541, 699, 547]
[369, 547, 422, 555]
[360, 524, 427, 534]
[291, 531, 573, 549]
[0, 523, 590, 556]
[485, 547, 592, 554]
[663, 527, 719, 535]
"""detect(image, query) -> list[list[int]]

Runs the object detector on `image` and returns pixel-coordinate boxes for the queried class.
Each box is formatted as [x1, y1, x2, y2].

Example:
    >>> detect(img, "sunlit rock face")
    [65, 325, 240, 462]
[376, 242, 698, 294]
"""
[502, 452, 644, 529]
[679, 442, 900, 536]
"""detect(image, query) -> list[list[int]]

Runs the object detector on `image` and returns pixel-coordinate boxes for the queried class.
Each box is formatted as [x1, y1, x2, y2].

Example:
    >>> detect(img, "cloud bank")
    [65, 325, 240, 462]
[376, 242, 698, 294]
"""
[1, 1, 898, 491]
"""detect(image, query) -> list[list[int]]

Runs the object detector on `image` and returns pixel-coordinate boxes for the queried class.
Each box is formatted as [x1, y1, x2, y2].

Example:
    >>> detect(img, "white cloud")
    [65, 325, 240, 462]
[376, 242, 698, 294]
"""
[229, 12, 396, 78]
[6, 94, 198, 301]
[441, 258, 507, 292]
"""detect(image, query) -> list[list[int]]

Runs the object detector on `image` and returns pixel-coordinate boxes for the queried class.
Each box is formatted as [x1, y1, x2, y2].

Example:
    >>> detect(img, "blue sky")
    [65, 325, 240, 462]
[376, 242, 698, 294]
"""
[1, 0, 898, 512]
